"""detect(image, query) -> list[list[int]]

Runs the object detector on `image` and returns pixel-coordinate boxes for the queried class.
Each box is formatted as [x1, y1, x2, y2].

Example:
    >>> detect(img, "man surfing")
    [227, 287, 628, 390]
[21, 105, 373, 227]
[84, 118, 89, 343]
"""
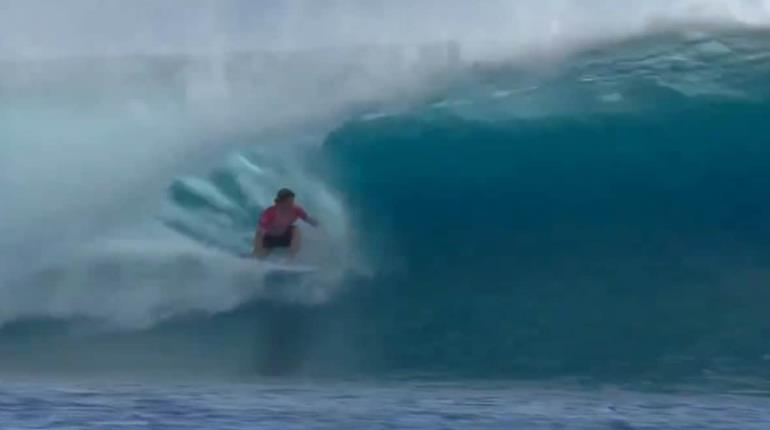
[253, 188, 319, 260]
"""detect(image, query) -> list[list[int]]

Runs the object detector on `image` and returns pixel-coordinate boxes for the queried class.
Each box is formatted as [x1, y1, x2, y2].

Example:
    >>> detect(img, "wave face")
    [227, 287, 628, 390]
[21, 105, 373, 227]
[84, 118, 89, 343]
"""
[319, 32, 770, 380]
[323, 107, 770, 380]
[3, 13, 770, 382]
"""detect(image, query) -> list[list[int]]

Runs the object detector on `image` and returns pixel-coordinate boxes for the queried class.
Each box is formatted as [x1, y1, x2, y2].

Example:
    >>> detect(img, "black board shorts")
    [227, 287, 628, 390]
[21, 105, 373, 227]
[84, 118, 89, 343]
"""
[263, 226, 294, 249]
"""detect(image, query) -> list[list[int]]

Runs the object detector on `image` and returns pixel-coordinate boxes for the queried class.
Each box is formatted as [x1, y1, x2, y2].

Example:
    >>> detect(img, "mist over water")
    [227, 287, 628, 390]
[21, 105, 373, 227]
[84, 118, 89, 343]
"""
[4, 0, 770, 58]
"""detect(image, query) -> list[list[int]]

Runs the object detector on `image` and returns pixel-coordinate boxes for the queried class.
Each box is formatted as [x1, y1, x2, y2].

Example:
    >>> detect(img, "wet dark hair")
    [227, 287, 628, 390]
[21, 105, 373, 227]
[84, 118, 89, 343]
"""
[275, 188, 295, 203]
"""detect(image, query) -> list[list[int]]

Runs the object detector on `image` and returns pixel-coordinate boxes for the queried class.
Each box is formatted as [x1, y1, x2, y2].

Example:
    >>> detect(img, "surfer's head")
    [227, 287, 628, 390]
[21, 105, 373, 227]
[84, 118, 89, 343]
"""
[274, 188, 296, 207]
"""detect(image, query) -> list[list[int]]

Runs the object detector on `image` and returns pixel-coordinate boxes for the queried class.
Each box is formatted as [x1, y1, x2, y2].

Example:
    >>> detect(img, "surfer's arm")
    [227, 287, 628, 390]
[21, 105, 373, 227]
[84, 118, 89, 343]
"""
[304, 216, 319, 227]
[296, 206, 319, 227]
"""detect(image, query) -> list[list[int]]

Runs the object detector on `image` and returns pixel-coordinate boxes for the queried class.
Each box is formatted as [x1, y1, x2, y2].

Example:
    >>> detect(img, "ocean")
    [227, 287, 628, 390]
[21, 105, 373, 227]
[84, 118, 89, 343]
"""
[2, 1, 770, 428]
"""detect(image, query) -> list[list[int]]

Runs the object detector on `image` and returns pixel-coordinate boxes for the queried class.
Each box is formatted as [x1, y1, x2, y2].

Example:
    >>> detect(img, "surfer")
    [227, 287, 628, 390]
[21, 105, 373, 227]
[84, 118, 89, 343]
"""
[253, 188, 319, 260]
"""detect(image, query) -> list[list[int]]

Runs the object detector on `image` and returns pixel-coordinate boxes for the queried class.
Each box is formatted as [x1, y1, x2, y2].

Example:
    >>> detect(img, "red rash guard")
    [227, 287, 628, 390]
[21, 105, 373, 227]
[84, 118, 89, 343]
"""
[259, 205, 308, 236]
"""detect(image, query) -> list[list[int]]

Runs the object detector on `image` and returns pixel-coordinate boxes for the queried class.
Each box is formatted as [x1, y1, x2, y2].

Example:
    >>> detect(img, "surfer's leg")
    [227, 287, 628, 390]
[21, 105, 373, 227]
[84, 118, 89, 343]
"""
[289, 226, 301, 258]
[254, 231, 270, 259]
[254, 246, 269, 259]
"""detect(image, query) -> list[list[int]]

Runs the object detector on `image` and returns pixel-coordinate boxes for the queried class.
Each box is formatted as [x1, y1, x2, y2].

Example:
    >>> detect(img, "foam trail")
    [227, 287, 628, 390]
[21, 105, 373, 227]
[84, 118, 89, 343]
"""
[0, 223, 344, 329]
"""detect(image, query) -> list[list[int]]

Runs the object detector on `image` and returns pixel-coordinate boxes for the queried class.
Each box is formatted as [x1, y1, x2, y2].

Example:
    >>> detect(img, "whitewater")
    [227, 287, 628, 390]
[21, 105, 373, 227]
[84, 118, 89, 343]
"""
[3, 1, 770, 428]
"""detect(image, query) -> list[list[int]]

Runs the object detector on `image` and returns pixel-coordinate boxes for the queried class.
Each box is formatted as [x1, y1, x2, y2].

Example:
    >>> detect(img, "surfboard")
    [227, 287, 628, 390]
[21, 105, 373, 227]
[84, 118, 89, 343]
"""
[262, 261, 317, 274]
